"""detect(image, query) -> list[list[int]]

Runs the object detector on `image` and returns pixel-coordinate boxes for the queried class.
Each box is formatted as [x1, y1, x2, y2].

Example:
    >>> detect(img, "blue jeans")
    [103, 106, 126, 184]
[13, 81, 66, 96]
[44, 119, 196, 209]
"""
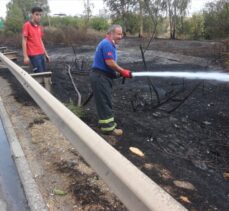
[29, 54, 46, 73]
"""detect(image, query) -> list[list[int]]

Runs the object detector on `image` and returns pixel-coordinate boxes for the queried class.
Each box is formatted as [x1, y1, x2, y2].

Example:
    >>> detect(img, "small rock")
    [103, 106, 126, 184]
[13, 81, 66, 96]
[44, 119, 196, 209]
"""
[192, 160, 208, 170]
[146, 137, 155, 142]
[144, 163, 154, 170]
[153, 112, 161, 117]
[208, 103, 214, 107]
[174, 124, 180, 128]
[169, 117, 177, 122]
[202, 121, 211, 125]
[181, 117, 188, 123]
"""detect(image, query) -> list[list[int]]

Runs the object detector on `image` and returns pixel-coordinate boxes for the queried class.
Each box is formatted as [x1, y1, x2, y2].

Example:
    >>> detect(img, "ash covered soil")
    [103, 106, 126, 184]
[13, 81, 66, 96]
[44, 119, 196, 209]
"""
[0, 38, 228, 211]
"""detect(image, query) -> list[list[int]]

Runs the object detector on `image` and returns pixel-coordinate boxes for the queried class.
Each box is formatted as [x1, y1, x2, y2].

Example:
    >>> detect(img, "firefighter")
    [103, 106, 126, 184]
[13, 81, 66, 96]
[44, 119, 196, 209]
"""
[90, 25, 132, 136]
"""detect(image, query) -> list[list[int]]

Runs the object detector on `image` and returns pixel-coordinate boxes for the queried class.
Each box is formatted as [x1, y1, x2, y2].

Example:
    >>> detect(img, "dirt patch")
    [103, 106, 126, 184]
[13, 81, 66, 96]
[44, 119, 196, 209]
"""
[0, 70, 126, 210]
[0, 38, 228, 211]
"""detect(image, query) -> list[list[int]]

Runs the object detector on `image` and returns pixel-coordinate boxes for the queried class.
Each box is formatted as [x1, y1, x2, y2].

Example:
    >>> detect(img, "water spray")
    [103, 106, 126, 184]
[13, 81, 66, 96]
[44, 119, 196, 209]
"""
[131, 71, 229, 82]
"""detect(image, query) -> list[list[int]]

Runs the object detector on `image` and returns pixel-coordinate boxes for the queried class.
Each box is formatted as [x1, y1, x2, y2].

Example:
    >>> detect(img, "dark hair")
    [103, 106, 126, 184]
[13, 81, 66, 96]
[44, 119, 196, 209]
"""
[31, 6, 43, 14]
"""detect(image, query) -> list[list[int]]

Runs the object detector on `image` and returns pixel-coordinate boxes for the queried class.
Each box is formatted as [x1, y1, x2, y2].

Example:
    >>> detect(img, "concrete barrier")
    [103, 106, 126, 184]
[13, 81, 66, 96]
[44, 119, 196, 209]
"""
[0, 97, 47, 211]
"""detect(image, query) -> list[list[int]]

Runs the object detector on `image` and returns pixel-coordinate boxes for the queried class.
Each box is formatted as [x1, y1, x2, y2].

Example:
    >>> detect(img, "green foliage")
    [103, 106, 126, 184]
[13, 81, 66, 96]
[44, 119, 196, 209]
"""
[4, 2, 24, 33]
[6, 0, 49, 21]
[125, 13, 140, 34]
[142, 16, 152, 33]
[203, 0, 229, 39]
[89, 17, 109, 31]
[104, 0, 135, 15]
[104, 0, 138, 34]
[0, 18, 4, 29]
[112, 12, 140, 34]
[177, 0, 229, 40]
[4, 0, 49, 34]
[65, 100, 85, 118]
[150, 17, 168, 36]
[4, 0, 229, 41]
[111, 17, 123, 29]
[180, 14, 205, 40]
[41, 16, 99, 45]
[42, 16, 84, 28]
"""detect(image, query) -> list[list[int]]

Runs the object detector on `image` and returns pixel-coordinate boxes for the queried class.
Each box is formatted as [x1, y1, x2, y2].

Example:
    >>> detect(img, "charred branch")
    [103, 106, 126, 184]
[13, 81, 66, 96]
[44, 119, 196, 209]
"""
[66, 64, 82, 106]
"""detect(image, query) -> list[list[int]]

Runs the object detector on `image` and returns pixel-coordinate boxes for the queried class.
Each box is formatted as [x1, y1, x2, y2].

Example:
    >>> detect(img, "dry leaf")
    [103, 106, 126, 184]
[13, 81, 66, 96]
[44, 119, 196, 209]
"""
[129, 147, 144, 157]
[53, 188, 66, 196]
[179, 196, 191, 204]
[223, 172, 229, 180]
[173, 180, 196, 190]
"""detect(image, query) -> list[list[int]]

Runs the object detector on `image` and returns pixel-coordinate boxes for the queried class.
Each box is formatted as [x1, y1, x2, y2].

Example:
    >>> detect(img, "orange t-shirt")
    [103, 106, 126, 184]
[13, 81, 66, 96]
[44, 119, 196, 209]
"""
[22, 21, 44, 56]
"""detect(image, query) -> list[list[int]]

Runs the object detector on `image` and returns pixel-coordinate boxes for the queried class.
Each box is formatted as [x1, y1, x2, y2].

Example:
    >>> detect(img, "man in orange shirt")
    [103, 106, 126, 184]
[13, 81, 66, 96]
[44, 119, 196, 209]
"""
[22, 6, 50, 73]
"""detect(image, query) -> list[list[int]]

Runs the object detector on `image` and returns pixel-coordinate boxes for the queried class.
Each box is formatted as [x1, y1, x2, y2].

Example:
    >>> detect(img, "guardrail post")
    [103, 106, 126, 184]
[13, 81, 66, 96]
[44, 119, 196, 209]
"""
[30, 72, 52, 92]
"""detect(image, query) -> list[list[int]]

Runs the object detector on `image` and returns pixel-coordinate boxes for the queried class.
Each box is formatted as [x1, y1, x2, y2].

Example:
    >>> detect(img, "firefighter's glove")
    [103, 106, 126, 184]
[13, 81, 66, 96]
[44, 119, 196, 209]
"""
[120, 69, 132, 78]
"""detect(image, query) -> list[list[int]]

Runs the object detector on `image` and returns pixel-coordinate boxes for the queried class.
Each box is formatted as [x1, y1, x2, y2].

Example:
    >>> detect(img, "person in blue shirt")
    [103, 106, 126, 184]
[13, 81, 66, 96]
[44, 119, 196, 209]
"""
[90, 25, 132, 136]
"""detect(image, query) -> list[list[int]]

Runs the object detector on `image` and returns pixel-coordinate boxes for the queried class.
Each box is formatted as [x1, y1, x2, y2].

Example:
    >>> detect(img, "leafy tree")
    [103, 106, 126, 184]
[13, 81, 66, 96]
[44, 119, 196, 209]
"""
[6, 0, 49, 22]
[83, 0, 93, 29]
[144, 0, 167, 37]
[165, 0, 191, 39]
[203, 0, 229, 39]
[4, 0, 49, 34]
[113, 12, 140, 34]
[42, 16, 83, 28]
[182, 13, 204, 39]
[84, 0, 92, 21]
[138, 0, 144, 37]
[191, 14, 204, 40]
[104, 0, 136, 35]
[4, 2, 24, 33]
[89, 17, 109, 31]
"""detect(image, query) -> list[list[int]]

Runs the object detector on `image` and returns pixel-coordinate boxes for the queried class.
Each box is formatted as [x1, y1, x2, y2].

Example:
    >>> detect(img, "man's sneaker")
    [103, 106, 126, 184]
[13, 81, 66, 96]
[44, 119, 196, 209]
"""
[111, 128, 123, 136]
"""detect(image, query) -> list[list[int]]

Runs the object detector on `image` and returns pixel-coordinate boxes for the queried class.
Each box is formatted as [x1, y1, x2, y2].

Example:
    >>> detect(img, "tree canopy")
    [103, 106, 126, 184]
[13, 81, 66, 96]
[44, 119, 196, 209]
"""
[2, 0, 229, 40]
[4, 0, 49, 33]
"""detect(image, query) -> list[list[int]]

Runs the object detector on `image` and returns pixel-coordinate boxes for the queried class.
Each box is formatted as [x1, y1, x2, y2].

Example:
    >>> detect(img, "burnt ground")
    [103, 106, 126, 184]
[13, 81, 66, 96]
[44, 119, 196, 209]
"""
[1, 38, 229, 211]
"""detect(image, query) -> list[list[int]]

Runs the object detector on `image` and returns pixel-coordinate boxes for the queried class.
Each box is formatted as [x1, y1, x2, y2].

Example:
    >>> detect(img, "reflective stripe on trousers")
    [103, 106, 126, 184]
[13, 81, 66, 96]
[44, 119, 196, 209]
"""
[90, 70, 117, 132]
[99, 117, 117, 132]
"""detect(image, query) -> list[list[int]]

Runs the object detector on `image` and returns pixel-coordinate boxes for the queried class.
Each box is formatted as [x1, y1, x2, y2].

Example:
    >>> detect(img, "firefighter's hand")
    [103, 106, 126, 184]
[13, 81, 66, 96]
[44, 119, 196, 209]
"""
[23, 56, 30, 65]
[120, 69, 132, 78]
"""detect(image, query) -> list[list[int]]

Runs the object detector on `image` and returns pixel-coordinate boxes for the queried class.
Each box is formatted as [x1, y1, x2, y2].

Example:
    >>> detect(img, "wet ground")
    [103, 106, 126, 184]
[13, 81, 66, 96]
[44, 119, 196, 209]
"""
[49, 39, 229, 210]
[0, 119, 29, 211]
[1, 38, 229, 210]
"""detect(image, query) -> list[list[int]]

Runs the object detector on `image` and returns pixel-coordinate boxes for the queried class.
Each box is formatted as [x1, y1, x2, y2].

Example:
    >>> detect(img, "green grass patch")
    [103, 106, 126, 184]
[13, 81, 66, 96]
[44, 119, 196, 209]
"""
[65, 100, 85, 118]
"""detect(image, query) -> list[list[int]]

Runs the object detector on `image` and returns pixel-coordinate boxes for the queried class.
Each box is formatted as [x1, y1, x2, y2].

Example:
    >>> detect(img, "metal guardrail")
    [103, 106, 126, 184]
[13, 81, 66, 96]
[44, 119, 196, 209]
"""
[3, 51, 18, 60]
[0, 52, 187, 211]
[0, 47, 7, 53]
[30, 72, 52, 92]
